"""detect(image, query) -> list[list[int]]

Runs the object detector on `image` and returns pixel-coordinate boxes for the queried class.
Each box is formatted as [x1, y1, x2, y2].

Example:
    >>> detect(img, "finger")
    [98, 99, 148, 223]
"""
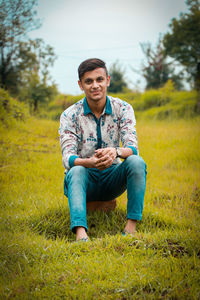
[96, 155, 110, 164]
[97, 161, 112, 170]
[95, 157, 112, 168]
[95, 149, 104, 157]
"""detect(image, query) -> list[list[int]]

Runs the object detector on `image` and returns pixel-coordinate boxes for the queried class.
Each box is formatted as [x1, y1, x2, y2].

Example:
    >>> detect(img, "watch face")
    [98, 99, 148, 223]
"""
[117, 148, 122, 157]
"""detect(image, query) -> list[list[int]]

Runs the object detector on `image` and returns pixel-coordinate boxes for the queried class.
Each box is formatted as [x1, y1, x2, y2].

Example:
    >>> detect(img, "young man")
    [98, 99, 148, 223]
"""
[59, 58, 147, 241]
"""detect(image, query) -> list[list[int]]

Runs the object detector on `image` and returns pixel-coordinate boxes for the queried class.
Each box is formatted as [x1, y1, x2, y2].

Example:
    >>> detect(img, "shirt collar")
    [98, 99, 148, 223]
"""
[83, 96, 112, 116]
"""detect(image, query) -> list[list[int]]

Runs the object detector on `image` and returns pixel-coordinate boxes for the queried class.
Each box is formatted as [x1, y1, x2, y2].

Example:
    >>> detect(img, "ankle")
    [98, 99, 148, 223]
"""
[124, 219, 137, 235]
[75, 226, 88, 241]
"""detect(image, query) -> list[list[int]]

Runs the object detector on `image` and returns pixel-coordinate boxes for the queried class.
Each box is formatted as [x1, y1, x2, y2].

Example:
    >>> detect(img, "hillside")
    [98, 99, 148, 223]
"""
[0, 93, 200, 298]
[38, 81, 199, 122]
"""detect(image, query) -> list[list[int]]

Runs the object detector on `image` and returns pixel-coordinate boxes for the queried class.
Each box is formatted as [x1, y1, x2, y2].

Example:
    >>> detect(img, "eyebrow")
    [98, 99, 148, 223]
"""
[84, 76, 104, 82]
[84, 78, 93, 84]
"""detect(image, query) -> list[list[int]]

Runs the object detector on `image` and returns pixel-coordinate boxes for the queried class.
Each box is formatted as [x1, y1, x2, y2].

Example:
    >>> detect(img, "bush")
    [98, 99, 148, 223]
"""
[38, 93, 84, 120]
[36, 81, 199, 121]
[132, 80, 174, 111]
[0, 89, 29, 127]
[136, 90, 198, 120]
[54, 94, 84, 110]
[108, 91, 139, 103]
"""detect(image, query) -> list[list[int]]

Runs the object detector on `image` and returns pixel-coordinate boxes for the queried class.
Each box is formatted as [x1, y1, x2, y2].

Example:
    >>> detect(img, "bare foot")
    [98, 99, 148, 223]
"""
[124, 219, 137, 235]
[75, 226, 89, 241]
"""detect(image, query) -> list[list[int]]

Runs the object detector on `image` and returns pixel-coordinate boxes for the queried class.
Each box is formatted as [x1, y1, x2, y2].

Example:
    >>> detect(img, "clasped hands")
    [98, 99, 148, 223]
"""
[90, 147, 117, 170]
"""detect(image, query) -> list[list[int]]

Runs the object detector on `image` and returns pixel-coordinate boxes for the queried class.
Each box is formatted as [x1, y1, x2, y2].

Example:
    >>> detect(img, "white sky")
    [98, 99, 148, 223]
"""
[29, 0, 188, 95]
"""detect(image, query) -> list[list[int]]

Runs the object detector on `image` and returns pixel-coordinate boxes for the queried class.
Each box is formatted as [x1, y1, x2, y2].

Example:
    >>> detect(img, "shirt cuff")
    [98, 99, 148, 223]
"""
[127, 146, 138, 155]
[69, 155, 79, 168]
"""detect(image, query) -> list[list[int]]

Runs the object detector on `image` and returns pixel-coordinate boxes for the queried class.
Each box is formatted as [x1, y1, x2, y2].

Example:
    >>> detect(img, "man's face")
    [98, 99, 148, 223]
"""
[78, 68, 110, 103]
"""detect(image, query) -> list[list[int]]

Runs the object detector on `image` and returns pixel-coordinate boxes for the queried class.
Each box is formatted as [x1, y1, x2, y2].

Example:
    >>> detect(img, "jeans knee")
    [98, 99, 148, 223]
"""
[64, 166, 88, 197]
[66, 166, 88, 186]
[125, 155, 146, 174]
[68, 165, 87, 178]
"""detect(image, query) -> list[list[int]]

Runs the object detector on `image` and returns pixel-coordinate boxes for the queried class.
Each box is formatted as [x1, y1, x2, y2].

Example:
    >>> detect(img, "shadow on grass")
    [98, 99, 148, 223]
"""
[27, 206, 179, 242]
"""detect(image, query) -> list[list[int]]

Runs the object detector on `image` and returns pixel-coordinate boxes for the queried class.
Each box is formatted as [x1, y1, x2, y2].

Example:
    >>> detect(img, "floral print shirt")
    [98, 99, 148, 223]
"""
[59, 96, 138, 170]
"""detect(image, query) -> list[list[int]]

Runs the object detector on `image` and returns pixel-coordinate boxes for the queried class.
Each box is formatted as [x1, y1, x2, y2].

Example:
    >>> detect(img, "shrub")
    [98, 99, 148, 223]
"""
[38, 93, 84, 120]
[108, 91, 139, 102]
[132, 80, 175, 111]
[35, 81, 199, 121]
[138, 91, 198, 120]
[0, 89, 28, 127]
[54, 94, 84, 110]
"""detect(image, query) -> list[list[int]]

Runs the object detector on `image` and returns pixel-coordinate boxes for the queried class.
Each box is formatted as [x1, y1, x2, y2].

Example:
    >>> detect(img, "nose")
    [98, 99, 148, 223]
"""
[92, 80, 99, 89]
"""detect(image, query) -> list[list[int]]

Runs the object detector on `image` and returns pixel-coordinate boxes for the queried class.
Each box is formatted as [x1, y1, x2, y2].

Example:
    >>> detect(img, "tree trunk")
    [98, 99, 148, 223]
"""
[195, 63, 200, 112]
[33, 98, 38, 112]
[195, 63, 200, 91]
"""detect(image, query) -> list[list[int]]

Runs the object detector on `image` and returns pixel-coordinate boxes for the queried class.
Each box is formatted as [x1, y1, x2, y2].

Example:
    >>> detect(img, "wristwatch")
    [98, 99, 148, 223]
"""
[116, 147, 123, 158]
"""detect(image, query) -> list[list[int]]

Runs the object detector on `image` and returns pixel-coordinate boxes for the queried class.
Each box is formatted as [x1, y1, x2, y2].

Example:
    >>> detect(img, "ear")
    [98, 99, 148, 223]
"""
[106, 75, 111, 87]
[78, 80, 84, 91]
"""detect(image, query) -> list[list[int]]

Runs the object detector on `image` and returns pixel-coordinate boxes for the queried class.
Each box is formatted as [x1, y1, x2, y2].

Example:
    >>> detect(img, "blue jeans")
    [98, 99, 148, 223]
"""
[64, 155, 147, 233]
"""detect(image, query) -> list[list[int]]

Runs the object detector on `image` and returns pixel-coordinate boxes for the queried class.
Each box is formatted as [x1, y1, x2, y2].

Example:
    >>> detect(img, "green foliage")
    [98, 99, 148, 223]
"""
[20, 71, 58, 113]
[108, 62, 128, 93]
[39, 93, 84, 120]
[42, 83, 199, 121]
[0, 88, 28, 127]
[133, 80, 175, 110]
[108, 91, 139, 102]
[163, 0, 200, 90]
[141, 41, 183, 90]
[0, 117, 199, 298]
[54, 93, 84, 110]
[135, 91, 198, 120]
[136, 98, 197, 120]
[0, 0, 57, 112]
[14, 39, 57, 113]
[32, 80, 199, 122]
[0, 0, 40, 91]
[109, 81, 199, 120]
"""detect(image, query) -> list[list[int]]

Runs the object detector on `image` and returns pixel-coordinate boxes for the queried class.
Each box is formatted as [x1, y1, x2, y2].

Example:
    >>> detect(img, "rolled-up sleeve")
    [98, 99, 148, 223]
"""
[59, 111, 80, 170]
[119, 103, 139, 155]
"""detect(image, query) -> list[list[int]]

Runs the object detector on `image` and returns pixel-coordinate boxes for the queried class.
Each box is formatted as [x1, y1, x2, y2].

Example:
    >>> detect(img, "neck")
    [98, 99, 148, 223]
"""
[87, 97, 107, 119]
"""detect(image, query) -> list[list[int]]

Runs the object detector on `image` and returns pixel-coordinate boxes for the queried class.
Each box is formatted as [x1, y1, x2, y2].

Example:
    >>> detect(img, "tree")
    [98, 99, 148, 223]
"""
[0, 0, 57, 111]
[141, 41, 183, 90]
[0, 0, 40, 89]
[18, 38, 57, 111]
[108, 62, 127, 93]
[22, 70, 57, 113]
[163, 0, 200, 90]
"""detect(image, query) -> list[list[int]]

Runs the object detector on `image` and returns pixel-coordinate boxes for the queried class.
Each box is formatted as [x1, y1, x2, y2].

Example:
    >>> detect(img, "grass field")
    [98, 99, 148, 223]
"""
[0, 116, 200, 299]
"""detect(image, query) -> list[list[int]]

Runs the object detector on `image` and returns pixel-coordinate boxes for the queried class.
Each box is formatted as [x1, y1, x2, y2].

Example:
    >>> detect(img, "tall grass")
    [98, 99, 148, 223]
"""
[0, 89, 29, 127]
[37, 80, 199, 122]
[38, 94, 84, 120]
[111, 81, 199, 120]
[0, 111, 200, 298]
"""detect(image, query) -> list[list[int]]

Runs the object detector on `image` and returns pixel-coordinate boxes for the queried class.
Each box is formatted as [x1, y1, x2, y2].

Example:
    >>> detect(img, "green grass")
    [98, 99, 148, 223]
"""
[35, 81, 199, 121]
[0, 116, 200, 299]
[110, 81, 199, 120]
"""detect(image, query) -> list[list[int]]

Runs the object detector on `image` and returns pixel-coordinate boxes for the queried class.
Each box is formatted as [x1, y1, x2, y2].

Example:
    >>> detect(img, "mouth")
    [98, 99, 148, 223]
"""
[91, 91, 101, 95]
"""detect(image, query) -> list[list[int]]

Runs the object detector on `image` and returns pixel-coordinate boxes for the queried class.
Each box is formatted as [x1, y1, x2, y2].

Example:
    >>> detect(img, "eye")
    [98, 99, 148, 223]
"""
[97, 77, 104, 82]
[85, 79, 93, 84]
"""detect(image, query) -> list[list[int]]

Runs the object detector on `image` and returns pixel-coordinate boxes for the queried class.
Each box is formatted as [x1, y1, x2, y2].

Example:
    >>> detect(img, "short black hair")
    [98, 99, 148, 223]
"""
[78, 58, 108, 80]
